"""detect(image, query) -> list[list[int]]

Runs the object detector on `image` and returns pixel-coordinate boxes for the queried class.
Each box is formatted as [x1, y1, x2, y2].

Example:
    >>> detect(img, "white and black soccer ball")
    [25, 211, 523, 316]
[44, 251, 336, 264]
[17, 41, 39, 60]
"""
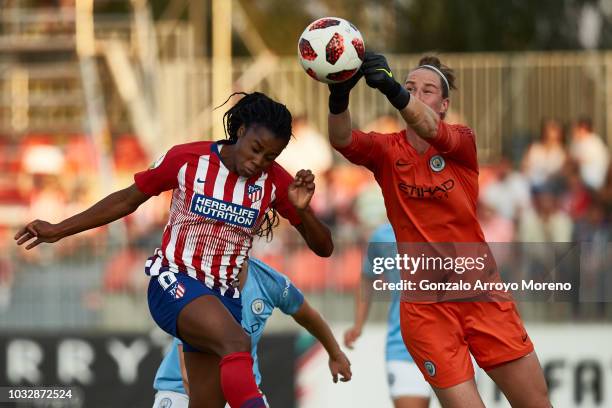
[297, 17, 365, 84]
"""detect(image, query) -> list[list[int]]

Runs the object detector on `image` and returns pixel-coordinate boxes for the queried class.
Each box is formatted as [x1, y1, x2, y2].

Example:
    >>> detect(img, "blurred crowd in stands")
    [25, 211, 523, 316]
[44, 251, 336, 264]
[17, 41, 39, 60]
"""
[480, 116, 610, 244]
[0, 114, 610, 310]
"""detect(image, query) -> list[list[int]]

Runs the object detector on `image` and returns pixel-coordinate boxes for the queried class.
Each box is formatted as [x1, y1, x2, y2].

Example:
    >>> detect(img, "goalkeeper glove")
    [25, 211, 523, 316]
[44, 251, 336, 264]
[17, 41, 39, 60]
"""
[362, 52, 410, 110]
[327, 70, 363, 114]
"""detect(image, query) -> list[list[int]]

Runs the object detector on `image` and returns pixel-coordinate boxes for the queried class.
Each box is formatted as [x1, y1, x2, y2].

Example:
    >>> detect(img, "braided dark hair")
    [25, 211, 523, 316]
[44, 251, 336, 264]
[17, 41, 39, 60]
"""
[254, 209, 280, 241]
[220, 91, 293, 144]
[216, 91, 292, 241]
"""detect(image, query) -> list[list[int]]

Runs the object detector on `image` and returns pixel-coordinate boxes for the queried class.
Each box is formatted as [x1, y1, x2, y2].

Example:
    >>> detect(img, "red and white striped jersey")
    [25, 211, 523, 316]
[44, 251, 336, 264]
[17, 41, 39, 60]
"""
[134, 141, 301, 298]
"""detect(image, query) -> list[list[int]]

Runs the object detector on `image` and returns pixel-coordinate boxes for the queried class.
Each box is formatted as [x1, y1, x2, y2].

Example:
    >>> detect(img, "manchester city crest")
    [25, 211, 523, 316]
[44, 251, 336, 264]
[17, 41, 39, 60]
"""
[429, 155, 445, 172]
[251, 299, 265, 315]
[159, 397, 172, 408]
[424, 361, 436, 376]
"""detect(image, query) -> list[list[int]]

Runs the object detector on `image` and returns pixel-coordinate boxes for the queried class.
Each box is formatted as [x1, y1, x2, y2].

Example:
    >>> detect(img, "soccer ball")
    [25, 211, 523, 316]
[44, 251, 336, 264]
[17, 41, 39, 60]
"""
[297, 17, 365, 84]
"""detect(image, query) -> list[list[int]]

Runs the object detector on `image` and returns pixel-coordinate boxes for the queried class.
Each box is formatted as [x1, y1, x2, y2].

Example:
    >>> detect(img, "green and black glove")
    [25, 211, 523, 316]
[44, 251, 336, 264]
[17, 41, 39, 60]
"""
[361, 52, 410, 110]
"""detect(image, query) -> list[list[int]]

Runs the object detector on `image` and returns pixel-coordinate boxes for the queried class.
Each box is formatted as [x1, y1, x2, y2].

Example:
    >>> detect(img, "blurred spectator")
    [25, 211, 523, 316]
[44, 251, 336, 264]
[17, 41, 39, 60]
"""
[60, 180, 109, 257]
[312, 169, 339, 227]
[573, 196, 609, 242]
[477, 163, 498, 193]
[478, 202, 515, 243]
[103, 242, 148, 293]
[276, 115, 333, 179]
[113, 134, 150, 189]
[599, 162, 612, 216]
[354, 182, 386, 232]
[522, 118, 567, 188]
[0, 140, 28, 230]
[62, 134, 102, 217]
[477, 203, 515, 280]
[28, 174, 67, 223]
[316, 164, 370, 240]
[64, 134, 98, 175]
[569, 116, 610, 190]
[519, 186, 573, 242]
[572, 197, 610, 315]
[0, 141, 25, 203]
[122, 192, 170, 247]
[17, 174, 68, 262]
[481, 156, 531, 221]
[558, 159, 592, 220]
[22, 143, 65, 175]
[517, 186, 573, 304]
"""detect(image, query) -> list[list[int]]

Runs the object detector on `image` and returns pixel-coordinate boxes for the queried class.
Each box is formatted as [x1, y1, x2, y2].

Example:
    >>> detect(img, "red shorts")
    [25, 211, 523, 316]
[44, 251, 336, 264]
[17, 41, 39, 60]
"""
[400, 301, 534, 388]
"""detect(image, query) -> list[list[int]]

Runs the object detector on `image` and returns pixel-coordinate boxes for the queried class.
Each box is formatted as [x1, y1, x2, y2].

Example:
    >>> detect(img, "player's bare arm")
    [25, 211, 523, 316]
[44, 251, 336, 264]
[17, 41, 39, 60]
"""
[291, 300, 352, 383]
[14, 184, 150, 250]
[344, 276, 375, 349]
[328, 110, 353, 148]
[289, 169, 334, 257]
[399, 95, 439, 140]
[327, 71, 363, 148]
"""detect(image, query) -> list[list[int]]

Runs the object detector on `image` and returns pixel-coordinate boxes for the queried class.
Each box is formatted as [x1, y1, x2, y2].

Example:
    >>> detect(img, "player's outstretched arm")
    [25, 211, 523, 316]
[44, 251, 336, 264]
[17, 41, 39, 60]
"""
[361, 52, 439, 141]
[14, 184, 150, 250]
[327, 71, 363, 148]
[291, 300, 352, 383]
[289, 169, 334, 257]
[344, 276, 375, 349]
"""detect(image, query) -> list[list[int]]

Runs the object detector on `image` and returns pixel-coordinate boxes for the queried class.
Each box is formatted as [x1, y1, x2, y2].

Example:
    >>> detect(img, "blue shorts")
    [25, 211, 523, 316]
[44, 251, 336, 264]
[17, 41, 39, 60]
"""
[147, 271, 242, 352]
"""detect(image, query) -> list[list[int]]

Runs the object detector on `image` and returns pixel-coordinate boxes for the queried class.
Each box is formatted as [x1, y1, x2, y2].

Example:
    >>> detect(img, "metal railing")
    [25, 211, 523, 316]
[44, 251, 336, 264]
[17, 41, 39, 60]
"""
[6, 50, 610, 160]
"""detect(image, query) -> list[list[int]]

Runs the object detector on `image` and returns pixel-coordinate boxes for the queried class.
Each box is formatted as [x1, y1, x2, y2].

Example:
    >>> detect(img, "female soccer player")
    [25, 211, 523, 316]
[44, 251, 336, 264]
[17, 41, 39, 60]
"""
[344, 223, 431, 408]
[153, 257, 351, 408]
[325, 54, 551, 407]
[15, 92, 333, 408]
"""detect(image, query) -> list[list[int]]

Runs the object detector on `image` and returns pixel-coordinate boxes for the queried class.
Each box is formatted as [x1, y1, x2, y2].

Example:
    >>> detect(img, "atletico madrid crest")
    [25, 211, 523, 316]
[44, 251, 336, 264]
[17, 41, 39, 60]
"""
[248, 184, 262, 202]
[174, 283, 185, 299]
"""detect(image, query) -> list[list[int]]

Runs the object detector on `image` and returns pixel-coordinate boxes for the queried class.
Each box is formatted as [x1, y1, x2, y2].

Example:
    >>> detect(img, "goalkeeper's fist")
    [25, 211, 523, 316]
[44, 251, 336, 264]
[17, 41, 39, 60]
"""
[361, 52, 410, 110]
[362, 53, 397, 93]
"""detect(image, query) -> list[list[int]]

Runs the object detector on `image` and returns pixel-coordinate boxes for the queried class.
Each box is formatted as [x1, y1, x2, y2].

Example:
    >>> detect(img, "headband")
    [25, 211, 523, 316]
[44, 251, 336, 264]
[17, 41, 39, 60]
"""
[418, 64, 450, 96]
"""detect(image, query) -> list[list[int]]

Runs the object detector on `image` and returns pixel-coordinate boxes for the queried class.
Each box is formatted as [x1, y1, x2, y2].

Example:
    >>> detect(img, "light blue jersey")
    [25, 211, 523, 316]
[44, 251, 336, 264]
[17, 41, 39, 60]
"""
[363, 223, 412, 362]
[153, 258, 305, 393]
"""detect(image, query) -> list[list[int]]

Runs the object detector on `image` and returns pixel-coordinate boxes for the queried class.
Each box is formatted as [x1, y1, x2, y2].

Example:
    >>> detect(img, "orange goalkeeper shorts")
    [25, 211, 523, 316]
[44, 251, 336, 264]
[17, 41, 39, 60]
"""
[400, 301, 534, 388]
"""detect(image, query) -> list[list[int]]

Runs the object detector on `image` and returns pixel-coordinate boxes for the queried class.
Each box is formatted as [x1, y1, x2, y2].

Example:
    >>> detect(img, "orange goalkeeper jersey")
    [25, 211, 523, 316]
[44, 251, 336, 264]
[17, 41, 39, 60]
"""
[335, 121, 485, 244]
